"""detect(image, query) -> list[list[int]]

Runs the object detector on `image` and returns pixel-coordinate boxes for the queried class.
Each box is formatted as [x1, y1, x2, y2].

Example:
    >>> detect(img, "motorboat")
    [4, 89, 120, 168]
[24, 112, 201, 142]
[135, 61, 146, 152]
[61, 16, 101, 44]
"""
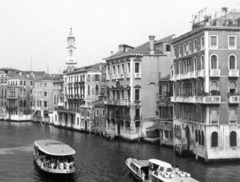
[126, 157, 150, 181]
[33, 139, 76, 174]
[126, 157, 199, 182]
[149, 159, 199, 182]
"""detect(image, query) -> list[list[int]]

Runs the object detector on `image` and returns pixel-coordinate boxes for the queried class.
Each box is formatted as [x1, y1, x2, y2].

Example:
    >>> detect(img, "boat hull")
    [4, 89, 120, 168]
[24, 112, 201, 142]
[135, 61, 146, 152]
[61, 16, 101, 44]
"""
[33, 156, 76, 175]
[125, 158, 149, 182]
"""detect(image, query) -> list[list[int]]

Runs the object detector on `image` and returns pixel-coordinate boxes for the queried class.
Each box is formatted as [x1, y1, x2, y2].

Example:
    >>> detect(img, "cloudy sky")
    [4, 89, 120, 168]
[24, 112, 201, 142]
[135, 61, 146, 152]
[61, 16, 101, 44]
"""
[0, 0, 238, 73]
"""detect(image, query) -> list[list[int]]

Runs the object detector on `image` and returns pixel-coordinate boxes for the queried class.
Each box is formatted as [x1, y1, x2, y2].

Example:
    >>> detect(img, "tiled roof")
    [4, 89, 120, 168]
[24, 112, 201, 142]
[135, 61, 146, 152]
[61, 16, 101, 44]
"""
[105, 42, 163, 61]
[35, 74, 54, 81]
[66, 62, 105, 75]
[155, 35, 174, 44]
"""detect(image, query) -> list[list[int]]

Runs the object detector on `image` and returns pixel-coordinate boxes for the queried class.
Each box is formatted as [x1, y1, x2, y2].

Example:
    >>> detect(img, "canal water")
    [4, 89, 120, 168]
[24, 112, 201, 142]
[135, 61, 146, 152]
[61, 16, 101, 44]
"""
[0, 121, 240, 182]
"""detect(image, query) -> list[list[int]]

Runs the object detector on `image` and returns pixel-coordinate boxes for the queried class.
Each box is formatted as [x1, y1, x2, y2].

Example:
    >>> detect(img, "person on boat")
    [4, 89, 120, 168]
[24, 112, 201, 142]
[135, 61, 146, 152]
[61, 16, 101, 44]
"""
[60, 161, 64, 170]
[174, 165, 179, 172]
[141, 170, 145, 180]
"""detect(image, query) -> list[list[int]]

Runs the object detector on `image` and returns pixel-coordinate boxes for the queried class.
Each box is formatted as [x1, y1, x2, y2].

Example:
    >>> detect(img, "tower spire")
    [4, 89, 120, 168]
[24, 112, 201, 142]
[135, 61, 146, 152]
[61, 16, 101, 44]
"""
[66, 27, 77, 68]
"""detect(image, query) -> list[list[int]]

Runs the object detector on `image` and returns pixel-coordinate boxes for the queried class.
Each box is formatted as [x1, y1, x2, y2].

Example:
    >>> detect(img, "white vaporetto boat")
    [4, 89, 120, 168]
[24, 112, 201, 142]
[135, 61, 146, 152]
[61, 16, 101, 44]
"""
[33, 139, 76, 174]
[126, 157, 199, 182]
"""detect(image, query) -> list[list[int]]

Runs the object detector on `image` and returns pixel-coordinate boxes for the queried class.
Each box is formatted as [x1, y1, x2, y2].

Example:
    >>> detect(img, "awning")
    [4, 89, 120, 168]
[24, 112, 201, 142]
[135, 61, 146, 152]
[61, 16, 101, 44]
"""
[146, 121, 173, 131]
[146, 122, 160, 131]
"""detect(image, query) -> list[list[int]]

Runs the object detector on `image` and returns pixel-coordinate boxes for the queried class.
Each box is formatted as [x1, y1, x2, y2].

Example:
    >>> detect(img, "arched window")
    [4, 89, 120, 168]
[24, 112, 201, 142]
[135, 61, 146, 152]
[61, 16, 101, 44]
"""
[95, 85, 99, 95]
[229, 109, 237, 124]
[194, 57, 197, 71]
[179, 62, 182, 74]
[88, 85, 90, 95]
[211, 55, 217, 69]
[229, 81, 236, 94]
[211, 132, 218, 147]
[230, 131, 237, 147]
[23, 100, 26, 107]
[210, 81, 218, 95]
[198, 130, 201, 145]
[20, 100, 23, 107]
[202, 131, 204, 146]
[201, 55, 204, 70]
[195, 129, 198, 142]
[211, 110, 218, 124]
[229, 55, 236, 69]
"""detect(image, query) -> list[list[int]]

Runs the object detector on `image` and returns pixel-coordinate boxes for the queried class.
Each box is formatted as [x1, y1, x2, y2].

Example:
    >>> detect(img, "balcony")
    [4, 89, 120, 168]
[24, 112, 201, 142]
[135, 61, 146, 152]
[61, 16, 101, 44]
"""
[228, 69, 239, 77]
[176, 96, 184, 102]
[120, 74, 125, 79]
[180, 72, 190, 80]
[134, 73, 141, 79]
[125, 73, 130, 78]
[170, 75, 175, 81]
[190, 71, 197, 79]
[175, 74, 180, 80]
[111, 75, 116, 80]
[134, 115, 142, 121]
[229, 95, 240, 104]
[197, 96, 221, 104]
[198, 70, 205, 77]
[170, 96, 175, 102]
[210, 69, 220, 77]
[106, 75, 110, 80]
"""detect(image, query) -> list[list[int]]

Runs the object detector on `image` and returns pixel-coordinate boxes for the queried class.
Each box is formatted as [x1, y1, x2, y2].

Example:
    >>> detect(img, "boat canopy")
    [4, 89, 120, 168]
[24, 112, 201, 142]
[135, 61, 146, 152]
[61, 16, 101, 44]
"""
[132, 159, 149, 168]
[149, 159, 172, 168]
[34, 139, 76, 156]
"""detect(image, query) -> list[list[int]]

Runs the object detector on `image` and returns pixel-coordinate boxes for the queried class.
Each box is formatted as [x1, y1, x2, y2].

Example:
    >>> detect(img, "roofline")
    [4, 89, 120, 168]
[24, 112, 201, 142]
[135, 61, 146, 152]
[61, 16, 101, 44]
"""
[173, 26, 240, 44]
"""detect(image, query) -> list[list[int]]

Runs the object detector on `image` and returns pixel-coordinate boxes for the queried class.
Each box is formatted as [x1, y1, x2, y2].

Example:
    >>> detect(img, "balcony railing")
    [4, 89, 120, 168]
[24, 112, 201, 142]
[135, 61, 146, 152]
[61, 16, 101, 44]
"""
[125, 73, 130, 78]
[190, 71, 197, 78]
[120, 74, 124, 79]
[197, 96, 221, 104]
[198, 70, 205, 77]
[228, 69, 239, 77]
[134, 115, 142, 121]
[106, 75, 110, 80]
[116, 75, 120, 79]
[229, 96, 240, 103]
[210, 69, 220, 77]
[180, 72, 190, 80]
[134, 73, 141, 79]
[111, 75, 116, 80]
[175, 74, 180, 80]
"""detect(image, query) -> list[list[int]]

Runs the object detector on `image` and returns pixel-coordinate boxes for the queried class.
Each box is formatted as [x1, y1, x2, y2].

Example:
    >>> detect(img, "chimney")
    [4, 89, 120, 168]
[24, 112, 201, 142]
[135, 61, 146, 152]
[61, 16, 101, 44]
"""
[119, 44, 124, 52]
[149, 35, 155, 54]
[110, 51, 114, 56]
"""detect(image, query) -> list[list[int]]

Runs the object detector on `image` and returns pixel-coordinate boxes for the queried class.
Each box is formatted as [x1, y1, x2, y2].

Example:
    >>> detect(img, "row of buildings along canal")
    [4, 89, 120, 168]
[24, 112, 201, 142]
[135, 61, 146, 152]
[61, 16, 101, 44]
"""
[1, 8, 240, 162]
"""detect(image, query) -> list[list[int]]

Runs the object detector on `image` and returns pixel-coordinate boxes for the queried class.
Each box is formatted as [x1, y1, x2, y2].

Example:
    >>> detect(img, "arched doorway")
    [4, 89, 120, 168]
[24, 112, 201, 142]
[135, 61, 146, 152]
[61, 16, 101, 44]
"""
[185, 126, 190, 150]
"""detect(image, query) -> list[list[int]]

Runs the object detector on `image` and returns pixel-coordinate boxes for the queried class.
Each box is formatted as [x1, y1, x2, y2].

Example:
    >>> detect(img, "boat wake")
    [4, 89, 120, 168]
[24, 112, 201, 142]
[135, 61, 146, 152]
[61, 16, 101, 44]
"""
[0, 146, 33, 155]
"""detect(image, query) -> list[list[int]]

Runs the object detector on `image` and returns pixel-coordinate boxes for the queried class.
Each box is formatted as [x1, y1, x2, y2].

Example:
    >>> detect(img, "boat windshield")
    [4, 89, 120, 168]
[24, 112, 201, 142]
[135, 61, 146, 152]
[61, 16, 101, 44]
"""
[166, 167, 173, 172]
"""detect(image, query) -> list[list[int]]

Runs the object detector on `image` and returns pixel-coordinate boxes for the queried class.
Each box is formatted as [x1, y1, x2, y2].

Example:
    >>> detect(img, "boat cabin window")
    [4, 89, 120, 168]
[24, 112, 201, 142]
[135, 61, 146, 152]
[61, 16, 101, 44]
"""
[160, 166, 165, 172]
[149, 163, 159, 171]
[166, 167, 174, 172]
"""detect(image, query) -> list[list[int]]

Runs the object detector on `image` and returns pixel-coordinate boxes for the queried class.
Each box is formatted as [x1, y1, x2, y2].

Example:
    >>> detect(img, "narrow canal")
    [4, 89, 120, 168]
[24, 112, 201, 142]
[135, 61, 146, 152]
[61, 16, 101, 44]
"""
[0, 121, 239, 182]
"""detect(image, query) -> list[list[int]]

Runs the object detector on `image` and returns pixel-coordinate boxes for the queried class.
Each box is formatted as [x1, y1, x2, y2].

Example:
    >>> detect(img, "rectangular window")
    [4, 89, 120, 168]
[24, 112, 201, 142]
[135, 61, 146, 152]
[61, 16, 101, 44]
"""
[113, 66, 115, 75]
[128, 63, 130, 73]
[102, 109, 105, 116]
[179, 46, 182, 56]
[194, 40, 197, 51]
[135, 63, 140, 73]
[24, 81, 26, 85]
[44, 83, 47, 87]
[174, 47, 177, 57]
[122, 64, 124, 74]
[96, 109, 99, 116]
[20, 81, 22, 85]
[229, 36, 236, 49]
[44, 101, 47, 107]
[201, 36, 204, 49]
[166, 44, 171, 52]
[135, 89, 140, 101]
[188, 42, 192, 53]
[210, 36, 218, 49]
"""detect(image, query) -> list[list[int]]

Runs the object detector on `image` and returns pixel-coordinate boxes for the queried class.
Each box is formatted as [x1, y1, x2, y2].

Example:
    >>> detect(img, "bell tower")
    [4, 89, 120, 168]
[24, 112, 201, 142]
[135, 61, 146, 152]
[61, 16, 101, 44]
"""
[66, 27, 77, 67]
